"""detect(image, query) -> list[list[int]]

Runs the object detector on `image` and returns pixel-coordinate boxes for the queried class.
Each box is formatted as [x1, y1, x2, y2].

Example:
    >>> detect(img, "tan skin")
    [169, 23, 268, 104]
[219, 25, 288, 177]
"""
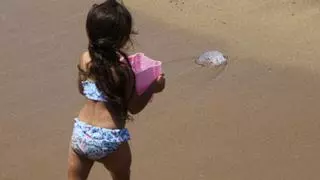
[68, 52, 165, 180]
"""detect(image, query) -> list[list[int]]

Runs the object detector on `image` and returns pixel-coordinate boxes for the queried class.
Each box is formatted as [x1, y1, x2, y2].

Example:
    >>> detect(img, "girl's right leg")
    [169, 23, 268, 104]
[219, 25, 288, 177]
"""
[99, 142, 132, 180]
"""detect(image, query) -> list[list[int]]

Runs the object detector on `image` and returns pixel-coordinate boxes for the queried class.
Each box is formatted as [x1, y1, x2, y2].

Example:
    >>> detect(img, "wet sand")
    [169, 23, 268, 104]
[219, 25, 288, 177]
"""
[1, 0, 320, 180]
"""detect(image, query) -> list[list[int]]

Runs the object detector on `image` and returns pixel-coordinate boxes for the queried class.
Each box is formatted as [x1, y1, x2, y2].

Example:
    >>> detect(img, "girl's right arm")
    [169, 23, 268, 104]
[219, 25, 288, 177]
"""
[127, 73, 165, 114]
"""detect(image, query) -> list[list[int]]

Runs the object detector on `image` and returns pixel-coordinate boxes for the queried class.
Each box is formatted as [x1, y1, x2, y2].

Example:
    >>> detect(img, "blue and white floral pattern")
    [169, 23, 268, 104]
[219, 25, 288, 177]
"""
[82, 80, 108, 102]
[71, 118, 130, 160]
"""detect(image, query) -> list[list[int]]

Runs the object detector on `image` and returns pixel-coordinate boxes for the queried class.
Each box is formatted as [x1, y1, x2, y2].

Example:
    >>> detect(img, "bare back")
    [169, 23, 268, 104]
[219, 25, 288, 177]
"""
[77, 52, 134, 129]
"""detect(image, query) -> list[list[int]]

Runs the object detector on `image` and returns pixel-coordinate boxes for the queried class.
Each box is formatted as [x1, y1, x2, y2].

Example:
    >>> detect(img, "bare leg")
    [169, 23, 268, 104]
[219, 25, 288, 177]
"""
[98, 142, 132, 180]
[68, 148, 94, 180]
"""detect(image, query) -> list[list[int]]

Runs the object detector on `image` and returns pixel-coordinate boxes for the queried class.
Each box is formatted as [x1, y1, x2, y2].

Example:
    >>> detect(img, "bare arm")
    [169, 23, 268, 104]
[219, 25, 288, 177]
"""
[128, 81, 156, 114]
[77, 52, 91, 95]
[125, 69, 165, 114]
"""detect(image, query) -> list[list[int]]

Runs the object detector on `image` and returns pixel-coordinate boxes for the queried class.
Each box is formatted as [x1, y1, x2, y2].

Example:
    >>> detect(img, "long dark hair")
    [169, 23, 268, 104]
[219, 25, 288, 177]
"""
[86, 0, 135, 121]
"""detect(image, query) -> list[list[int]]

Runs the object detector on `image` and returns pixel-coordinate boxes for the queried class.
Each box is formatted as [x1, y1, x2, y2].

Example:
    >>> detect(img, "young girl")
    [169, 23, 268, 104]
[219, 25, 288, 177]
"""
[68, 1, 165, 180]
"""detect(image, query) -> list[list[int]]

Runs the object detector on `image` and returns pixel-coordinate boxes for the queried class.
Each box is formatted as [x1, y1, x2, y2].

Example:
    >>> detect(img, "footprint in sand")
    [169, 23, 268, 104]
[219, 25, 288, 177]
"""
[169, 0, 185, 11]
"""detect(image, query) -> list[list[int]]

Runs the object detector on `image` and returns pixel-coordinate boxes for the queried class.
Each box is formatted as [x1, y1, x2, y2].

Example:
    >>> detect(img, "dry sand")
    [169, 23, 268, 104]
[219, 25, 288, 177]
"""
[1, 0, 320, 180]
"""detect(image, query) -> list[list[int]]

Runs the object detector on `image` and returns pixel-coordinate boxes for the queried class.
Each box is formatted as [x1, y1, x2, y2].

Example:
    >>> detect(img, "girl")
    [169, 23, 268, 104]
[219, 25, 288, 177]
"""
[68, 1, 165, 180]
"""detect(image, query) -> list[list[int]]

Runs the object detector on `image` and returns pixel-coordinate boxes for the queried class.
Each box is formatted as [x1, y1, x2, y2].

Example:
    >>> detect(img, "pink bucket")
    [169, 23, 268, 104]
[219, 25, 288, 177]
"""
[128, 53, 162, 95]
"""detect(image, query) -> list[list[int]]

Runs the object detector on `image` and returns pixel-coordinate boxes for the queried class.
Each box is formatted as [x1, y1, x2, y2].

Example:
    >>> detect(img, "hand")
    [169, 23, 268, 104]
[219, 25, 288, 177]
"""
[152, 74, 165, 93]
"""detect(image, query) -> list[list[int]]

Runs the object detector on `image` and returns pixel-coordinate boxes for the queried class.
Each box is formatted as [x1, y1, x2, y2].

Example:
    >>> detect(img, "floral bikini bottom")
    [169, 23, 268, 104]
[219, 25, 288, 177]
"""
[71, 118, 130, 160]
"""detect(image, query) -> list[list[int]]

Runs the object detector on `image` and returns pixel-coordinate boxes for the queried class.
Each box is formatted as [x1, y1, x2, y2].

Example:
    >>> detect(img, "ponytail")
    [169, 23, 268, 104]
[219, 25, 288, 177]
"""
[86, 0, 135, 121]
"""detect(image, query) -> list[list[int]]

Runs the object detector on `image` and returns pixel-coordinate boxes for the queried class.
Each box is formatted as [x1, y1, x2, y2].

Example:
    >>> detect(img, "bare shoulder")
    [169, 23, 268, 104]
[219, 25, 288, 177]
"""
[79, 51, 91, 71]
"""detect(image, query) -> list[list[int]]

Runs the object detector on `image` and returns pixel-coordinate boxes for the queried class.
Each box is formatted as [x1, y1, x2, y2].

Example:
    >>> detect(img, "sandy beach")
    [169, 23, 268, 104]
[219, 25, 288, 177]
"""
[1, 0, 320, 179]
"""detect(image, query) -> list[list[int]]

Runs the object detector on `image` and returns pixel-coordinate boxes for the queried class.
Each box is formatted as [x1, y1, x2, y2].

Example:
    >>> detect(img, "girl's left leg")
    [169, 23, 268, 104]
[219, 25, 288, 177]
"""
[68, 148, 94, 180]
